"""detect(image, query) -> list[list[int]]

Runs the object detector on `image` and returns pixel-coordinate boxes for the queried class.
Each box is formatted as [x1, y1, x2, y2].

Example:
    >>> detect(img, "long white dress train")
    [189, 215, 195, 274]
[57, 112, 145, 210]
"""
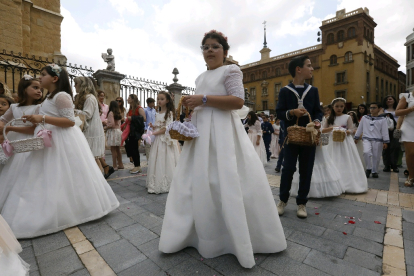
[0, 92, 119, 238]
[159, 65, 286, 268]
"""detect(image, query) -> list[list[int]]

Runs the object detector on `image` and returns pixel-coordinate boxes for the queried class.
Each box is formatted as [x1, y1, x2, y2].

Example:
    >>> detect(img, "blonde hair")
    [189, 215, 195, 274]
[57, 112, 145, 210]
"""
[0, 81, 12, 98]
[74, 76, 98, 110]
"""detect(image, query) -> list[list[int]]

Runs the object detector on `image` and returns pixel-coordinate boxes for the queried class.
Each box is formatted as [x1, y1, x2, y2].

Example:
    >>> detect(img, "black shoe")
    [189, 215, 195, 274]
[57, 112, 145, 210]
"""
[104, 166, 115, 179]
[383, 166, 391, 172]
[392, 166, 399, 173]
[404, 170, 410, 176]
[372, 173, 379, 178]
[275, 167, 281, 173]
[366, 170, 371, 178]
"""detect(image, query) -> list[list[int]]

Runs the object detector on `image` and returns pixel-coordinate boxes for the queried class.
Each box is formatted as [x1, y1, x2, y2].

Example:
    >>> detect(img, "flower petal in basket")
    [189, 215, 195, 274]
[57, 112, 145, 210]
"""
[167, 120, 199, 141]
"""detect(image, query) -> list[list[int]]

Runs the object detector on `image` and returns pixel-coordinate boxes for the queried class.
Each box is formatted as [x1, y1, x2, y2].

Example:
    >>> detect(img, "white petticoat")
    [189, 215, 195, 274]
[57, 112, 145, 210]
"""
[106, 128, 122, 147]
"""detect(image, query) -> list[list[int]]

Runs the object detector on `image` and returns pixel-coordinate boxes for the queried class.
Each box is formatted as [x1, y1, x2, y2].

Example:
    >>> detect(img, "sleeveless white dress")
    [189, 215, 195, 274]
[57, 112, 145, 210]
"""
[270, 123, 280, 158]
[0, 104, 38, 210]
[0, 92, 119, 238]
[245, 120, 267, 164]
[325, 114, 368, 193]
[400, 93, 414, 142]
[159, 65, 287, 268]
[146, 111, 180, 194]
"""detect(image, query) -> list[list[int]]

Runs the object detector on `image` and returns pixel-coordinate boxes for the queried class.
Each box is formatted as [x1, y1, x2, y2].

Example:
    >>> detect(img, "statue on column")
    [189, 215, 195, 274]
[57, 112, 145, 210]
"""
[101, 48, 115, 71]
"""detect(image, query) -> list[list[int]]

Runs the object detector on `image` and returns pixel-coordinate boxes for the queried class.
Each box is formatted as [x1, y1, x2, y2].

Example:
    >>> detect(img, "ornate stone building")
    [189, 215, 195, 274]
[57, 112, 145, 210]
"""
[0, 0, 65, 62]
[406, 28, 414, 93]
[241, 8, 405, 113]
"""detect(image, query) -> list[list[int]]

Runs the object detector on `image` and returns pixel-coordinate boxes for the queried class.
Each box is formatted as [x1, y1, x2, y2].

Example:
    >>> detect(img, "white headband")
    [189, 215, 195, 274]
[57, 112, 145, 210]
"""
[331, 97, 346, 104]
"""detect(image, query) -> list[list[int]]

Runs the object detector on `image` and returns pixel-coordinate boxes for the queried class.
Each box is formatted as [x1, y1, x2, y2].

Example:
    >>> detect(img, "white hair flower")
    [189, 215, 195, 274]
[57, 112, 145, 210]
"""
[48, 63, 62, 77]
[23, 74, 33, 81]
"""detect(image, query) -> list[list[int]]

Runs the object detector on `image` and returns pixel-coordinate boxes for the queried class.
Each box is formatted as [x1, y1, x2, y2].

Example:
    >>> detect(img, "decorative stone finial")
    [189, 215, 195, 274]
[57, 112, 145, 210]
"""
[263, 21, 267, 48]
[172, 68, 179, 83]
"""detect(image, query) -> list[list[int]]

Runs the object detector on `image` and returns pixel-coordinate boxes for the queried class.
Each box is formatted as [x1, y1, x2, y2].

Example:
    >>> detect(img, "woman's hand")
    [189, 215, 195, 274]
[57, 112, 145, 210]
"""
[22, 115, 43, 124]
[182, 95, 203, 110]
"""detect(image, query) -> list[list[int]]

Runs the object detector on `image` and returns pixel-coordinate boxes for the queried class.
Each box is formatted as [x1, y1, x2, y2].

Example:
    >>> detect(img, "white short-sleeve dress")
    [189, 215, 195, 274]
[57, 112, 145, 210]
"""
[400, 93, 414, 142]
[245, 120, 267, 164]
[159, 65, 286, 268]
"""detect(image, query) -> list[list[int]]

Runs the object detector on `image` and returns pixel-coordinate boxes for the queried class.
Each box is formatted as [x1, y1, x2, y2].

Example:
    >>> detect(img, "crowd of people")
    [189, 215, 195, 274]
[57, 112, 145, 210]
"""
[0, 29, 414, 273]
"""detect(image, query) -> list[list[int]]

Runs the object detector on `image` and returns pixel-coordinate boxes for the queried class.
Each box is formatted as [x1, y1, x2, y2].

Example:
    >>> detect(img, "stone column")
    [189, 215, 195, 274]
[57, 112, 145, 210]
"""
[93, 70, 125, 103]
[166, 68, 185, 107]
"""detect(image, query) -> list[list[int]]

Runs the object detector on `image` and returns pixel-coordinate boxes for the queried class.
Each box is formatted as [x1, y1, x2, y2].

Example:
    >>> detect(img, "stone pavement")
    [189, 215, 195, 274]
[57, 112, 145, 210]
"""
[18, 152, 414, 276]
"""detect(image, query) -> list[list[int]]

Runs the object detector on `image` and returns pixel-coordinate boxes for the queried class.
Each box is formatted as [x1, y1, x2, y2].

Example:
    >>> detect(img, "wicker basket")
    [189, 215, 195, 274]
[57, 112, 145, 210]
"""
[287, 113, 320, 146]
[3, 118, 45, 153]
[332, 129, 346, 142]
[169, 96, 194, 141]
[319, 133, 330, 146]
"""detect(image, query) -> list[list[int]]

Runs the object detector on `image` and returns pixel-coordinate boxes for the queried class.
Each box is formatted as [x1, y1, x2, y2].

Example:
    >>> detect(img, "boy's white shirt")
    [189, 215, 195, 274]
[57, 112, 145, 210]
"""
[354, 115, 390, 143]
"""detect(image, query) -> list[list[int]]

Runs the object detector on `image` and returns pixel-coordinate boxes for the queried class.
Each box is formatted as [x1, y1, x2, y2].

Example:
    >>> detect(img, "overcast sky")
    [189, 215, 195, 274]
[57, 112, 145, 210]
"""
[61, 0, 414, 89]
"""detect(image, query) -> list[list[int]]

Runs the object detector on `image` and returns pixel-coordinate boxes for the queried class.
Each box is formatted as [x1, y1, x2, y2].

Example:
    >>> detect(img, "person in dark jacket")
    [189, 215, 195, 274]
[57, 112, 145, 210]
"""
[261, 115, 274, 161]
[275, 120, 286, 172]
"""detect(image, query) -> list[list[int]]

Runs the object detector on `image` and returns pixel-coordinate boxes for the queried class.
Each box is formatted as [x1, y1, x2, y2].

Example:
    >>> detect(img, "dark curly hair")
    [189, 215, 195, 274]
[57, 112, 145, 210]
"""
[17, 77, 43, 106]
[202, 30, 230, 63]
[247, 111, 258, 126]
[157, 91, 175, 121]
[41, 65, 73, 100]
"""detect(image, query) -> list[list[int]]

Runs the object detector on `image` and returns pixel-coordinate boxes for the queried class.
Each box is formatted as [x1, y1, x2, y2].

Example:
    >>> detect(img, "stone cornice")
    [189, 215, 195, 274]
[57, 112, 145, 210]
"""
[23, 0, 63, 18]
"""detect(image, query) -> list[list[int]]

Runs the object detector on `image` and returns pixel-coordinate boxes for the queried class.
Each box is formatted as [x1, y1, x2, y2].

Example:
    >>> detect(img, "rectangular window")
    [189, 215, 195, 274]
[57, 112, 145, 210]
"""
[336, 72, 346, 83]
[412, 68, 414, 85]
[412, 44, 414, 60]
[408, 46, 411, 62]
[275, 83, 282, 108]
[381, 79, 384, 100]
[386, 81, 388, 94]
[262, 101, 268, 110]
[250, 88, 256, 98]
[335, 90, 346, 98]
[366, 72, 370, 102]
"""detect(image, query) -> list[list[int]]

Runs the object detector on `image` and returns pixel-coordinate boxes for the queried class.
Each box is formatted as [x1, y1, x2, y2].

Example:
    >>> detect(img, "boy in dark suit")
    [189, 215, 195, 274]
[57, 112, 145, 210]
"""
[275, 120, 286, 172]
[275, 55, 323, 218]
[261, 115, 274, 162]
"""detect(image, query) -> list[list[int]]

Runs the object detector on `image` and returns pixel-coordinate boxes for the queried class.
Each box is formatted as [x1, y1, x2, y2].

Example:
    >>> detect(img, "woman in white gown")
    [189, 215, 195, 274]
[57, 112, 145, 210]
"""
[291, 117, 344, 198]
[324, 98, 368, 193]
[244, 111, 267, 164]
[159, 30, 286, 268]
[0, 76, 43, 211]
[0, 65, 119, 238]
[0, 215, 29, 276]
[270, 119, 280, 159]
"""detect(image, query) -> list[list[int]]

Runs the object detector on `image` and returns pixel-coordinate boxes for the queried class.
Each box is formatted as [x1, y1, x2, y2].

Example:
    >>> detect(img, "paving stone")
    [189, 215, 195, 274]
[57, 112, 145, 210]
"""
[301, 214, 357, 235]
[407, 265, 414, 276]
[141, 202, 166, 216]
[322, 229, 383, 257]
[69, 268, 91, 275]
[353, 227, 384, 243]
[260, 254, 329, 276]
[279, 240, 311, 262]
[131, 196, 154, 206]
[37, 246, 84, 276]
[166, 257, 219, 276]
[125, 184, 146, 192]
[282, 227, 294, 238]
[279, 216, 326, 236]
[115, 195, 130, 205]
[131, 211, 163, 229]
[137, 238, 160, 256]
[20, 245, 38, 272]
[403, 209, 414, 223]
[32, 231, 71, 256]
[96, 239, 147, 273]
[150, 224, 163, 236]
[118, 202, 147, 217]
[79, 221, 121, 248]
[404, 239, 414, 266]
[403, 221, 414, 241]
[29, 271, 40, 276]
[343, 247, 382, 273]
[360, 212, 387, 224]
[214, 257, 276, 276]
[332, 215, 385, 234]
[104, 210, 136, 230]
[119, 223, 158, 247]
[287, 231, 347, 259]
[118, 259, 165, 276]
[19, 239, 32, 248]
[383, 245, 405, 270]
[304, 249, 380, 276]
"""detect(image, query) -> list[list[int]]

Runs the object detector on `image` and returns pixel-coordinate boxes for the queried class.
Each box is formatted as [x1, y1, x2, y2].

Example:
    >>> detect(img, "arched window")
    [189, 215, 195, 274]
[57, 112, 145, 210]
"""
[276, 68, 281, 76]
[368, 54, 372, 64]
[262, 71, 267, 79]
[345, 51, 353, 62]
[330, 55, 337, 65]
[327, 33, 334, 44]
[348, 27, 356, 38]
[250, 74, 255, 81]
[337, 30, 345, 41]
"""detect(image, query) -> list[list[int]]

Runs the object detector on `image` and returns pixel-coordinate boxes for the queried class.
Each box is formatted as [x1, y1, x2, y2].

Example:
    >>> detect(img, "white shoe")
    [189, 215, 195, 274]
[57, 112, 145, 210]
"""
[277, 201, 287, 216]
[130, 166, 142, 174]
[297, 205, 307, 218]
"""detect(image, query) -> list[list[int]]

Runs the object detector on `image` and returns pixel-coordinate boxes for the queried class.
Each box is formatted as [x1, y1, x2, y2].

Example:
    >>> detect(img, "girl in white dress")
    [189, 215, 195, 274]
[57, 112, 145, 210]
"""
[146, 92, 180, 194]
[0, 64, 119, 238]
[0, 215, 29, 276]
[159, 30, 286, 268]
[324, 98, 368, 193]
[270, 119, 280, 159]
[245, 111, 267, 164]
[106, 101, 124, 170]
[0, 95, 14, 175]
[291, 116, 344, 198]
[0, 76, 43, 210]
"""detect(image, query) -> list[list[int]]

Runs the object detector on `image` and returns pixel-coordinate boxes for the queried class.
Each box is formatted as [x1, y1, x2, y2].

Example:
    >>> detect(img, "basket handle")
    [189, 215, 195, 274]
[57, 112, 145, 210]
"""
[175, 96, 189, 121]
[295, 112, 312, 125]
[3, 118, 44, 141]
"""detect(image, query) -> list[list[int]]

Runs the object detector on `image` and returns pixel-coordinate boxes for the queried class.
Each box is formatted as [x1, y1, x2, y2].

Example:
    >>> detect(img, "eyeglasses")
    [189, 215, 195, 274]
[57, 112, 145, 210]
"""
[116, 99, 122, 102]
[200, 44, 223, 52]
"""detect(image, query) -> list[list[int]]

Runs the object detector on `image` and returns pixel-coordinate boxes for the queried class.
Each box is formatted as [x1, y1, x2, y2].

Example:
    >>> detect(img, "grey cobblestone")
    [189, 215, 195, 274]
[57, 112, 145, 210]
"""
[37, 246, 83, 276]
[343, 247, 382, 273]
[119, 223, 158, 247]
[32, 231, 71, 256]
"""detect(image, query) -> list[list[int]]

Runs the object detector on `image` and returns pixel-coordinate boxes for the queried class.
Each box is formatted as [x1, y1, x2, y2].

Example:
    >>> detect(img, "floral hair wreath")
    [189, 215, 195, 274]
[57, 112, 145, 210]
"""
[331, 97, 346, 105]
[48, 63, 62, 77]
[204, 30, 228, 41]
[23, 74, 33, 81]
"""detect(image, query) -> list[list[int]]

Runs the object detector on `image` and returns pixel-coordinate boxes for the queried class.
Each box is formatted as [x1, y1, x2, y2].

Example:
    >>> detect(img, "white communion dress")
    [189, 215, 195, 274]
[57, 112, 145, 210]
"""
[270, 123, 280, 158]
[400, 92, 414, 142]
[0, 104, 39, 211]
[0, 215, 29, 276]
[159, 65, 287, 268]
[146, 111, 180, 194]
[325, 114, 368, 193]
[245, 120, 267, 164]
[0, 92, 119, 238]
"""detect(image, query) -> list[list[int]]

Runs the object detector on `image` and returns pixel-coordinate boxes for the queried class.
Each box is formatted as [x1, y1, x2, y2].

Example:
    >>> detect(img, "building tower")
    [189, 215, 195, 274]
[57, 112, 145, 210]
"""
[406, 28, 414, 93]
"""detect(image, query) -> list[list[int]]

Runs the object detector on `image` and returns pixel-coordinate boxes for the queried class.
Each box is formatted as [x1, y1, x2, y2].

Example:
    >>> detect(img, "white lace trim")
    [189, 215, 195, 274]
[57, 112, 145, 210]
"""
[58, 108, 75, 122]
[166, 121, 200, 138]
[225, 65, 245, 99]
[146, 174, 171, 194]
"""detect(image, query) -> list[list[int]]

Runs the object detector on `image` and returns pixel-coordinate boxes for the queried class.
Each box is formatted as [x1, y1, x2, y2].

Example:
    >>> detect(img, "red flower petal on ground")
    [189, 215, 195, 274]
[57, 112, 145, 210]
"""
[342, 232, 347, 235]
[350, 217, 354, 219]
[348, 220, 355, 224]
[315, 213, 320, 215]
[374, 221, 381, 224]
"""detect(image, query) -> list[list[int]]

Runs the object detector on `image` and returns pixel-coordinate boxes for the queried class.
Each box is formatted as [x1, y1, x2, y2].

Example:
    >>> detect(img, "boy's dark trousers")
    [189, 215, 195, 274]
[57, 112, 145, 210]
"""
[276, 145, 285, 169]
[382, 137, 399, 169]
[279, 143, 316, 205]
[263, 136, 272, 161]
